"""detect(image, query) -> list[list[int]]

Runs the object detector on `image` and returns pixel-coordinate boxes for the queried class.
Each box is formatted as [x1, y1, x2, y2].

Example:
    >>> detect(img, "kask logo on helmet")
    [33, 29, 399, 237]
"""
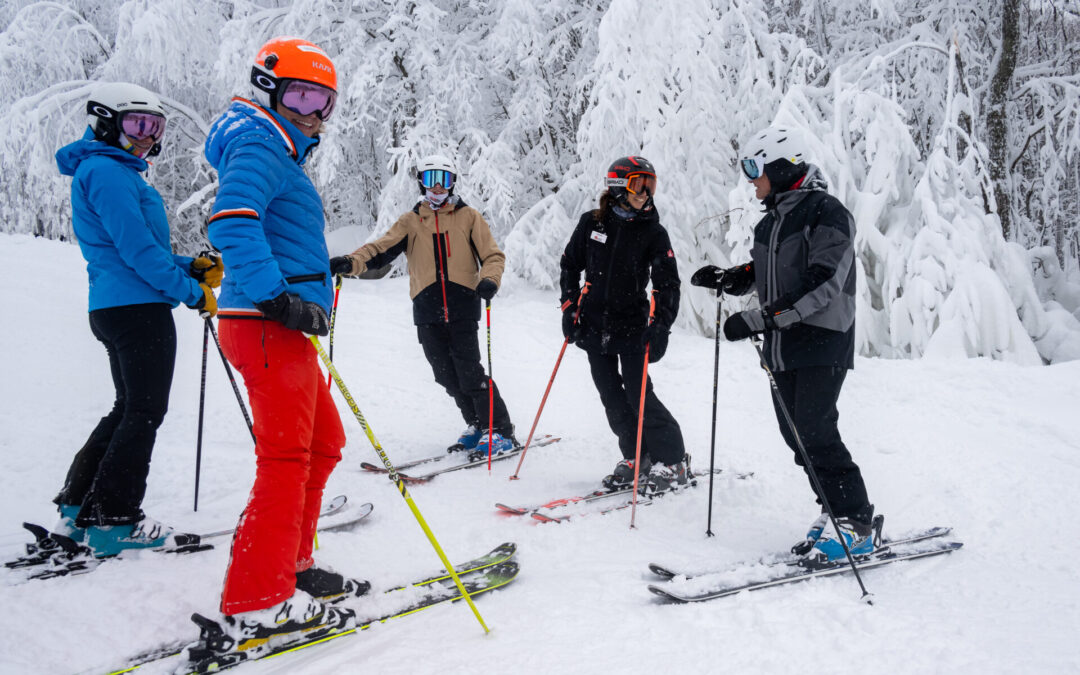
[311, 61, 332, 73]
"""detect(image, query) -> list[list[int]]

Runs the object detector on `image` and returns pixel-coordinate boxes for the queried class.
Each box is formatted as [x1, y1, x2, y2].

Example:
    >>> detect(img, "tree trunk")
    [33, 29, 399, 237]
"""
[986, 0, 1020, 240]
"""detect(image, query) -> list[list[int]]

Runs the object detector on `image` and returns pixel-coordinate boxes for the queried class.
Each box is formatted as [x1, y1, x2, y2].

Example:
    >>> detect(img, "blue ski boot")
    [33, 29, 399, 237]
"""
[448, 425, 482, 453]
[791, 512, 829, 556]
[470, 432, 517, 461]
[54, 504, 86, 543]
[809, 517, 875, 561]
[85, 515, 201, 558]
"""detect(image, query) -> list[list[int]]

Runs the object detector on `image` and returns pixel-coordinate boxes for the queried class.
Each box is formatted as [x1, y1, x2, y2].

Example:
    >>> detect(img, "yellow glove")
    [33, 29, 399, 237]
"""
[191, 255, 224, 288]
[190, 283, 218, 318]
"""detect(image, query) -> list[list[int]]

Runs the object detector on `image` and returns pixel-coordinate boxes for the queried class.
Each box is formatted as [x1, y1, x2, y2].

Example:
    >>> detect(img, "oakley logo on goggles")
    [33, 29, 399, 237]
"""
[280, 80, 337, 120]
[121, 112, 166, 142]
[605, 172, 657, 195]
[740, 157, 764, 180]
[420, 169, 455, 190]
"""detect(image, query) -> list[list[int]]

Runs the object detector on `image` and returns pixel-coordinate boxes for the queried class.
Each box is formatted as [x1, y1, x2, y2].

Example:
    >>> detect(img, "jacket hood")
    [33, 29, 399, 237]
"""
[56, 127, 148, 176]
[765, 163, 829, 211]
[205, 98, 320, 170]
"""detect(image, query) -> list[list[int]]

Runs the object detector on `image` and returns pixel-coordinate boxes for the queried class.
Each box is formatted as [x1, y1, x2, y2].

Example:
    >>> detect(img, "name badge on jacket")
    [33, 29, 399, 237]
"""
[590, 231, 608, 244]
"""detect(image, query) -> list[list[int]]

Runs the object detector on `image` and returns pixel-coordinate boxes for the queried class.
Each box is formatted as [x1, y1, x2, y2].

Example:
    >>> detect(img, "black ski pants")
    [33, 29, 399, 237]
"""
[55, 303, 176, 527]
[417, 320, 513, 438]
[587, 350, 685, 466]
[769, 366, 872, 523]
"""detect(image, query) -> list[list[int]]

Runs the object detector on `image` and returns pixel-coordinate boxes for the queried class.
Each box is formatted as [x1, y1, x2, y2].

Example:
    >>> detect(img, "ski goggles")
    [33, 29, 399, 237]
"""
[280, 80, 337, 120]
[606, 172, 657, 195]
[419, 169, 456, 190]
[740, 157, 765, 180]
[120, 112, 166, 142]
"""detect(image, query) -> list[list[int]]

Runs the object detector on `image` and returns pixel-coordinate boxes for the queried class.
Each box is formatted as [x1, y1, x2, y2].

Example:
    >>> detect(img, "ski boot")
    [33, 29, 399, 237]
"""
[791, 512, 830, 556]
[469, 432, 518, 461]
[602, 456, 652, 492]
[54, 504, 86, 542]
[84, 514, 204, 558]
[642, 454, 695, 495]
[295, 564, 372, 604]
[447, 425, 482, 453]
[809, 516, 877, 561]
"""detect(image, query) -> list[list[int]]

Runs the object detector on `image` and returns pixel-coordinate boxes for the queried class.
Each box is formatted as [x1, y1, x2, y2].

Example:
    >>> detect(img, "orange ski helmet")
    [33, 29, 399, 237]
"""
[250, 37, 337, 117]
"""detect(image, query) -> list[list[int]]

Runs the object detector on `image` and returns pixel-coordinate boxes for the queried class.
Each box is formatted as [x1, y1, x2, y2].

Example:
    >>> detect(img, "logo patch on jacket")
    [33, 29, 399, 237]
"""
[590, 231, 608, 243]
[667, 249, 674, 257]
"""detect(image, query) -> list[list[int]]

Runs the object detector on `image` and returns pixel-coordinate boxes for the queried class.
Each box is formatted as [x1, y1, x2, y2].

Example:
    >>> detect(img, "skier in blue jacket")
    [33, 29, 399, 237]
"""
[51, 82, 220, 558]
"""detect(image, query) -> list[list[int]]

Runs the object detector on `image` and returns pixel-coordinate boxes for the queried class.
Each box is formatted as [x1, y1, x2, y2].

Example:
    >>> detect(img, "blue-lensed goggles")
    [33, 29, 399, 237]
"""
[419, 169, 455, 190]
[740, 158, 764, 180]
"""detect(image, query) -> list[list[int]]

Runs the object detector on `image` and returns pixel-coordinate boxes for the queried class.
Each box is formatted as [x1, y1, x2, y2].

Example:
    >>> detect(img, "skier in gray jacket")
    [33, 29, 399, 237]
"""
[692, 126, 873, 562]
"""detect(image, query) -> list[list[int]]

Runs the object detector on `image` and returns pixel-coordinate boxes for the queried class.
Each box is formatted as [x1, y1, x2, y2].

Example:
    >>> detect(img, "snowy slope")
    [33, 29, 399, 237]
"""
[1, 233, 1078, 674]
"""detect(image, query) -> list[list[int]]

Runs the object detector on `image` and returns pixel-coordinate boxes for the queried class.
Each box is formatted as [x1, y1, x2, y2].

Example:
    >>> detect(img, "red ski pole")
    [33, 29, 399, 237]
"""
[510, 282, 591, 480]
[630, 292, 657, 529]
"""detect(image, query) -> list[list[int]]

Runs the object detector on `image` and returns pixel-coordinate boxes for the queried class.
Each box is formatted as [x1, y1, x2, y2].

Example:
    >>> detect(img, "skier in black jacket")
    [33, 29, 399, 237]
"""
[692, 127, 873, 561]
[560, 156, 688, 493]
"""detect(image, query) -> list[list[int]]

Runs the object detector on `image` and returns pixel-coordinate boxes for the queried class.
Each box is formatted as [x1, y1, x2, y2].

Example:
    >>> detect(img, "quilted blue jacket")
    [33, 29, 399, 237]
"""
[56, 128, 200, 311]
[205, 98, 332, 313]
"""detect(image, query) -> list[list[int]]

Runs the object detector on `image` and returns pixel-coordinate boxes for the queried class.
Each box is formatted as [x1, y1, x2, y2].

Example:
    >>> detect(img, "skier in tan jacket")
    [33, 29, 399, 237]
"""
[331, 155, 516, 456]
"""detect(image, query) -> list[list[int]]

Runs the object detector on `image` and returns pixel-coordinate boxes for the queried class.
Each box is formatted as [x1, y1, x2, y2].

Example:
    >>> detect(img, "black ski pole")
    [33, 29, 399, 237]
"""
[705, 291, 722, 536]
[194, 320, 209, 512]
[749, 336, 873, 603]
[485, 298, 494, 471]
[206, 319, 255, 443]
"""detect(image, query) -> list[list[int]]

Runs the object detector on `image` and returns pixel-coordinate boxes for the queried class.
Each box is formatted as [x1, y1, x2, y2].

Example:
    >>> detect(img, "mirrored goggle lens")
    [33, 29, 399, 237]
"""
[625, 173, 657, 195]
[280, 80, 337, 120]
[741, 158, 762, 180]
[120, 112, 166, 141]
[420, 169, 455, 189]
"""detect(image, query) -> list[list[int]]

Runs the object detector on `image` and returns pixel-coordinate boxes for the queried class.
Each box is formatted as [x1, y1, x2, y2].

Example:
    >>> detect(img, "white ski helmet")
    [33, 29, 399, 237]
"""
[86, 82, 167, 157]
[739, 126, 807, 181]
[416, 154, 458, 195]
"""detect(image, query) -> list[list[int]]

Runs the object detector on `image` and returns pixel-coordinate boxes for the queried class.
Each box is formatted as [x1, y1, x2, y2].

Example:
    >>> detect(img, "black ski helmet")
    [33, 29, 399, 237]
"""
[604, 156, 656, 211]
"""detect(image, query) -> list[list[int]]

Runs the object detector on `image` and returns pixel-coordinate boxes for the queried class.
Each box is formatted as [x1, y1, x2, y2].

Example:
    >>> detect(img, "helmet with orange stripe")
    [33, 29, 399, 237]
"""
[605, 156, 657, 212]
[250, 37, 338, 121]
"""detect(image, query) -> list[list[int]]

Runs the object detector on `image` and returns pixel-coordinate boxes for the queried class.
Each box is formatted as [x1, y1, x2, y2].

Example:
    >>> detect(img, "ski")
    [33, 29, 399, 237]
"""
[647, 538, 962, 603]
[647, 526, 954, 580]
[199, 494, 357, 538]
[361, 434, 555, 473]
[93, 544, 519, 674]
[363, 436, 561, 484]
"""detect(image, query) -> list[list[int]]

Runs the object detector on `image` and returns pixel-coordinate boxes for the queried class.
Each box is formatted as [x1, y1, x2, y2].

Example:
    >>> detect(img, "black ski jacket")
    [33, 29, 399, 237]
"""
[730, 165, 856, 371]
[560, 205, 680, 354]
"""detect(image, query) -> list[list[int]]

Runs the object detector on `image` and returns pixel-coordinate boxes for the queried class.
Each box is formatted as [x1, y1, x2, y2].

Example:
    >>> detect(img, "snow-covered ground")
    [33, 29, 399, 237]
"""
[1, 233, 1078, 674]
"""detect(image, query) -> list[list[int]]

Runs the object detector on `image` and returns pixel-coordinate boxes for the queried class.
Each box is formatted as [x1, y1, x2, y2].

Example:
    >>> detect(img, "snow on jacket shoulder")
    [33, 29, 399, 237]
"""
[56, 128, 201, 312]
[205, 98, 332, 313]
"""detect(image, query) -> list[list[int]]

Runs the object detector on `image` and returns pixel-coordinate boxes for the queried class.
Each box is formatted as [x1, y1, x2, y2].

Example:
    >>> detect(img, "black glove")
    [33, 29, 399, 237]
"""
[719, 263, 755, 295]
[190, 255, 224, 288]
[642, 324, 669, 363]
[690, 265, 724, 290]
[476, 278, 498, 301]
[329, 256, 354, 276]
[256, 292, 329, 336]
[722, 310, 765, 341]
[562, 306, 580, 343]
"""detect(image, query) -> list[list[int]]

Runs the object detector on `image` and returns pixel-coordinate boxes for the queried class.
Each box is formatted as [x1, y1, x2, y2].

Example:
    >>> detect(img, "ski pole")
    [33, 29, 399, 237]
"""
[706, 291, 722, 536]
[630, 293, 657, 529]
[194, 320, 209, 512]
[749, 337, 873, 602]
[485, 298, 494, 472]
[206, 319, 255, 443]
[310, 336, 491, 633]
[327, 274, 343, 388]
[510, 282, 591, 480]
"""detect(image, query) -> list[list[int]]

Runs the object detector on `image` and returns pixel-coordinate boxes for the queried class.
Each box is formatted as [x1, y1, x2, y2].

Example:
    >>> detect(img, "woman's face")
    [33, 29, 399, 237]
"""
[626, 191, 648, 210]
[751, 174, 771, 200]
[128, 136, 156, 157]
[276, 104, 322, 138]
[428, 184, 448, 196]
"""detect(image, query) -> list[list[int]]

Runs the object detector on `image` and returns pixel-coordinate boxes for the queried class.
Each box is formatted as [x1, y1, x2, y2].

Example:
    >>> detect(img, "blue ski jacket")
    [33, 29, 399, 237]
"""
[205, 98, 332, 314]
[56, 128, 201, 312]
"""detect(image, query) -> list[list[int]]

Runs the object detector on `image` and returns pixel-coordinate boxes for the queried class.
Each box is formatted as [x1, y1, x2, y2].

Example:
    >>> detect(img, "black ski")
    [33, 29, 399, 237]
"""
[362, 436, 561, 483]
[647, 537, 961, 603]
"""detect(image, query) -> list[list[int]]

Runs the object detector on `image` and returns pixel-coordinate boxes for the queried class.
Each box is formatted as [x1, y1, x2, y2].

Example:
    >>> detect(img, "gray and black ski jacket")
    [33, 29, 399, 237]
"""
[735, 165, 856, 371]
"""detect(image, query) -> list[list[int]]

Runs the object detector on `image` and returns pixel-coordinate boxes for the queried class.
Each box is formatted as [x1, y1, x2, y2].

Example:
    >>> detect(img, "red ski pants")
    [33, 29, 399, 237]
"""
[217, 318, 344, 615]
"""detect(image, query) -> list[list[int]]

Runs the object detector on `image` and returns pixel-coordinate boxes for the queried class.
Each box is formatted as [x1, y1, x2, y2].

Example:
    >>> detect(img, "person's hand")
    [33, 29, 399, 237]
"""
[256, 292, 330, 336]
[561, 305, 580, 343]
[642, 323, 669, 363]
[476, 278, 498, 301]
[690, 265, 724, 290]
[329, 256, 354, 276]
[190, 255, 224, 288]
[189, 283, 217, 318]
[722, 310, 765, 341]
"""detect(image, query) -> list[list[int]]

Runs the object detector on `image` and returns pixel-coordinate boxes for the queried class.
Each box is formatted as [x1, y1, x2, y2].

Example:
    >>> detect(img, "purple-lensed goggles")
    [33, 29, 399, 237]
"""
[121, 112, 166, 142]
[279, 80, 337, 120]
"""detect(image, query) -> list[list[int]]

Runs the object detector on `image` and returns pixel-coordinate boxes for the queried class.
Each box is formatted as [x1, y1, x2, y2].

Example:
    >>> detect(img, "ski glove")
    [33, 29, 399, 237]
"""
[190, 255, 224, 289]
[722, 310, 765, 341]
[561, 304, 581, 343]
[256, 292, 329, 336]
[690, 265, 724, 290]
[476, 278, 498, 301]
[189, 283, 218, 318]
[642, 324, 669, 363]
[329, 256, 354, 276]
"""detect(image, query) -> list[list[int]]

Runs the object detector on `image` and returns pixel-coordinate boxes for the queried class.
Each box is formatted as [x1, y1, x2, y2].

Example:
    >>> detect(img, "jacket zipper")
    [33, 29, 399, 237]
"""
[433, 212, 450, 323]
